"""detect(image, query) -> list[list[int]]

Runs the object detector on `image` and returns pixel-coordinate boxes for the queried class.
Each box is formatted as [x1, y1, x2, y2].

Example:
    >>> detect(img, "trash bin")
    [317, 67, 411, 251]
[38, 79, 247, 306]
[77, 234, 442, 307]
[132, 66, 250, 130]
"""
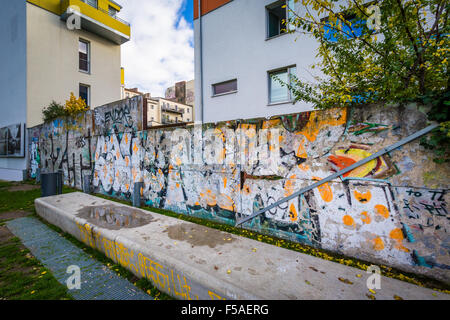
[41, 171, 63, 197]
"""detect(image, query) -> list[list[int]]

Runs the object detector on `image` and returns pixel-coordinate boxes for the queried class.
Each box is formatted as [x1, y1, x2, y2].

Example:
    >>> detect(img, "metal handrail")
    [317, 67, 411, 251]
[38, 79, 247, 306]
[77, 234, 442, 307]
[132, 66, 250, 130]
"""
[235, 123, 440, 227]
[96, 6, 130, 26]
[161, 106, 185, 114]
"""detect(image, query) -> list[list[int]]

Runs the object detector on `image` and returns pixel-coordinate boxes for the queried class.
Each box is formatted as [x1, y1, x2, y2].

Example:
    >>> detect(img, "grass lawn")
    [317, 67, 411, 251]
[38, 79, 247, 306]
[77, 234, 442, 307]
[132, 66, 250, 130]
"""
[0, 233, 73, 300]
[0, 179, 172, 300]
[0, 180, 72, 300]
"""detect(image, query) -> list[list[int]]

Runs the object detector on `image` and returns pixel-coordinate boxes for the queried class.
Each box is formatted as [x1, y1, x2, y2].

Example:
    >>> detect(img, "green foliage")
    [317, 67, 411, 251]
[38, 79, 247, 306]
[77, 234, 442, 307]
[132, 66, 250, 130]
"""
[42, 101, 67, 123]
[42, 93, 90, 124]
[419, 90, 450, 163]
[284, 0, 449, 161]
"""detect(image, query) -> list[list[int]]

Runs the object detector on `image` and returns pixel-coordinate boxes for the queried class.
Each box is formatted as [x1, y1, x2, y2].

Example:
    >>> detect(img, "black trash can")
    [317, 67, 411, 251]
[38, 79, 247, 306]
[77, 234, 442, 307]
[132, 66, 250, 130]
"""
[41, 171, 63, 197]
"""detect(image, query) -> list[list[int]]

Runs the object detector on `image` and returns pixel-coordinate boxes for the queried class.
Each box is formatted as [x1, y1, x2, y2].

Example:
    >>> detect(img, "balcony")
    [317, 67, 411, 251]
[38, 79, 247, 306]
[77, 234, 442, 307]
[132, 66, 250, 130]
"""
[60, 0, 131, 45]
[161, 105, 185, 115]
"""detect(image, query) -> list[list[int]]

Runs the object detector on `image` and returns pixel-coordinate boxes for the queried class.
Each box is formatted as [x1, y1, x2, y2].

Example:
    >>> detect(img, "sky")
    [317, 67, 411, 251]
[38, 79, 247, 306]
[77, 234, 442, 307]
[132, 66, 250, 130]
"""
[119, 0, 194, 98]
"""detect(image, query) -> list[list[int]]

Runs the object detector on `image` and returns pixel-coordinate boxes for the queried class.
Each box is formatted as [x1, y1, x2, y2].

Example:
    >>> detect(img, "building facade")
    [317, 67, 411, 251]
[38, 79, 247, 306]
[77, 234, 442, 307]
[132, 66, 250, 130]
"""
[0, 0, 130, 180]
[194, 0, 320, 123]
[147, 98, 194, 127]
[165, 80, 195, 108]
[123, 87, 150, 99]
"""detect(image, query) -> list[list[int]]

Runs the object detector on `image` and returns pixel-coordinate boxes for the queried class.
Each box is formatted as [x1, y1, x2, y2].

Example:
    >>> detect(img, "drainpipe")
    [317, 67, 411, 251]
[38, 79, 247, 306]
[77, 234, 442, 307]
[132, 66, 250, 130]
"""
[198, 0, 204, 123]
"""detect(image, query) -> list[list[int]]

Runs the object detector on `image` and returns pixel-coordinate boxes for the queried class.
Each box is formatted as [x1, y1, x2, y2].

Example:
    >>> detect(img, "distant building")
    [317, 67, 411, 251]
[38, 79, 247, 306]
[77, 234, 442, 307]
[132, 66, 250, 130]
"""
[0, 0, 131, 180]
[147, 98, 194, 127]
[123, 87, 150, 99]
[165, 80, 195, 107]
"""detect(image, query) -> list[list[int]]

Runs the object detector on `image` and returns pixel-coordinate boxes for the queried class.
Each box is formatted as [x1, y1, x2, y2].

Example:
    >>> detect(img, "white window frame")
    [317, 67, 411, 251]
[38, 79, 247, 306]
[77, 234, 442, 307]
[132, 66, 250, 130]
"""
[268, 65, 296, 105]
[79, 39, 90, 74]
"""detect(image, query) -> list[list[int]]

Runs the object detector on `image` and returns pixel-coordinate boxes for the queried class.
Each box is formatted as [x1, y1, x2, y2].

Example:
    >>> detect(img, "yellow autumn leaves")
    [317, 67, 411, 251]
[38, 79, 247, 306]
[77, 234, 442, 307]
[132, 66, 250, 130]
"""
[64, 92, 90, 116]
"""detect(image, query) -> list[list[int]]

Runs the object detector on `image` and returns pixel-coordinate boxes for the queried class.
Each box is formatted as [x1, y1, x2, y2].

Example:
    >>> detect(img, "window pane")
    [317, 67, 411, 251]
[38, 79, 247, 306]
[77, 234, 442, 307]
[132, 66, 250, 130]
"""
[267, 1, 287, 38]
[287, 0, 296, 31]
[108, 6, 118, 17]
[79, 41, 87, 54]
[213, 80, 237, 95]
[85, 0, 98, 9]
[269, 70, 289, 103]
[79, 85, 89, 105]
[79, 40, 89, 72]
[268, 12, 280, 38]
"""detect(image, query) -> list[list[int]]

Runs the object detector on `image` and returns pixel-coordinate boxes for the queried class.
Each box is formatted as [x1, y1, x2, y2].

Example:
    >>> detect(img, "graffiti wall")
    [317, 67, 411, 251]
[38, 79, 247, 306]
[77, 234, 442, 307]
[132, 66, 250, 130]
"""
[28, 97, 449, 283]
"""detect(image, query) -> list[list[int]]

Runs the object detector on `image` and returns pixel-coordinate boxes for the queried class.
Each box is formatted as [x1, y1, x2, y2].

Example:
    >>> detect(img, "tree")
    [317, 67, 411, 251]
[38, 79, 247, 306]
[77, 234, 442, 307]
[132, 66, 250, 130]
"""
[282, 0, 449, 162]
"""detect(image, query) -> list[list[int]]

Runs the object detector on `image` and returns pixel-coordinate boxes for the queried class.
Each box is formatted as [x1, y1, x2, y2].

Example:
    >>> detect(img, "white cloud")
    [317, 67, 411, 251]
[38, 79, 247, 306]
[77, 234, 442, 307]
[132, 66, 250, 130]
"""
[119, 0, 194, 97]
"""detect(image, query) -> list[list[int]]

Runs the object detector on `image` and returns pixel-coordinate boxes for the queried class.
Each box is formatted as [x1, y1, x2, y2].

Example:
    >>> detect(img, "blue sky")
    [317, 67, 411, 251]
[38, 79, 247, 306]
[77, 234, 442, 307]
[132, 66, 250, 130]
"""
[119, 0, 194, 97]
[180, 0, 194, 27]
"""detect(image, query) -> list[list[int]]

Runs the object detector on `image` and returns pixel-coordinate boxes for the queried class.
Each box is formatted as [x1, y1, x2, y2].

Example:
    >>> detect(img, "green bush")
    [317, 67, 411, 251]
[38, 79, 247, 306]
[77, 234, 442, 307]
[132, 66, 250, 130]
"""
[42, 101, 67, 123]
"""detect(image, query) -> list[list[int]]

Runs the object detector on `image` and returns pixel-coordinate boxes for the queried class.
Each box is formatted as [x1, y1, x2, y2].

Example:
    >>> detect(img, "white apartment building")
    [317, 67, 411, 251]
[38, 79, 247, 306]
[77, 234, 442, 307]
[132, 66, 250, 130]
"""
[194, 0, 369, 123]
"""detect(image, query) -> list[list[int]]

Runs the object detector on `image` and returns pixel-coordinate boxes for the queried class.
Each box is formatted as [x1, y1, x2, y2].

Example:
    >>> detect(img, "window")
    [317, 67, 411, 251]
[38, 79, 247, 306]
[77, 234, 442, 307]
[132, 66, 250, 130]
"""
[268, 66, 296, 104]
[108, 6, 118, 17]
[82, 0, 98, 9]
[266, 0, 295, 39]
[79, 39, 90, 73]
[212, 79, 238, 96]
[79, 84, 90, 106]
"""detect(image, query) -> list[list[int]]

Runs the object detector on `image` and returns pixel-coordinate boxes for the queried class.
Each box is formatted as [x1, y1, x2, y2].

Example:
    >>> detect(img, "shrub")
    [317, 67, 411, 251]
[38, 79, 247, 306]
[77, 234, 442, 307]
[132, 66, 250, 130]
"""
[42, 101, 67, 123]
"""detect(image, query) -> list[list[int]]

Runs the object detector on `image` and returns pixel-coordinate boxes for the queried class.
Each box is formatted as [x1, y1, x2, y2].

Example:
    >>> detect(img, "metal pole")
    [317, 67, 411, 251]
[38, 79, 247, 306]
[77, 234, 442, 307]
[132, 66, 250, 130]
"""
[235, 124, 439, 226]
[133, 182, 143, 207]
[36, 168, 41, 183]
[83, 174, 91, 194]
[198, 0, 204, 123]
[57, 170, 63, 194]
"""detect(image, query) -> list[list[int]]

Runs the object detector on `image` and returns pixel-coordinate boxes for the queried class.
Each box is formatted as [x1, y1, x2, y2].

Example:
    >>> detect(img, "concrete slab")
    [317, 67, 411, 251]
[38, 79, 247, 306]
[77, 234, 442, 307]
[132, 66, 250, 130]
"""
[35, 192, 449, 300]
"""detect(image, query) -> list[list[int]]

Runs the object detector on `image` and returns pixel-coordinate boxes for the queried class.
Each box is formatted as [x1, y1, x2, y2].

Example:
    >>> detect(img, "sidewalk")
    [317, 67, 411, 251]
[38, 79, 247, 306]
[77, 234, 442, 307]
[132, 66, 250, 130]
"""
[6, 217, 153, 300]
[35, 192, 449, 300]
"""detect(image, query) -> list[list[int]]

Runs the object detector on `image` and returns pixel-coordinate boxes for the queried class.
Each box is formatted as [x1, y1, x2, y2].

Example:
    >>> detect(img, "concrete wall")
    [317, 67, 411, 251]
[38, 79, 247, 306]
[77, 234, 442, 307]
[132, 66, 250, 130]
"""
[26, 2, 122, 128]
[0, 0, 28, 181]
[194, 0, 320, 123]
[28, 97, 450, 283]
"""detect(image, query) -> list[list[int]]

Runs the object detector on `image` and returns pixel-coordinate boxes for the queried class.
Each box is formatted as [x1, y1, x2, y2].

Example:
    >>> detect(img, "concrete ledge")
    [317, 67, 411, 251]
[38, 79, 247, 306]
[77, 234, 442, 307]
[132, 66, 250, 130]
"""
[35, 192, 449, 300]
[0, 168, 26, 181]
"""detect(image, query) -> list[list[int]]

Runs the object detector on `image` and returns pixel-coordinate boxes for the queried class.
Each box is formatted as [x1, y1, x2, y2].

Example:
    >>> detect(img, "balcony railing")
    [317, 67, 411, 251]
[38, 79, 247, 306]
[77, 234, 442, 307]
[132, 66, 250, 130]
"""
[161, 105, 185, 114]
[97, 5, 131, 27]
[162, 118, 188, 125]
